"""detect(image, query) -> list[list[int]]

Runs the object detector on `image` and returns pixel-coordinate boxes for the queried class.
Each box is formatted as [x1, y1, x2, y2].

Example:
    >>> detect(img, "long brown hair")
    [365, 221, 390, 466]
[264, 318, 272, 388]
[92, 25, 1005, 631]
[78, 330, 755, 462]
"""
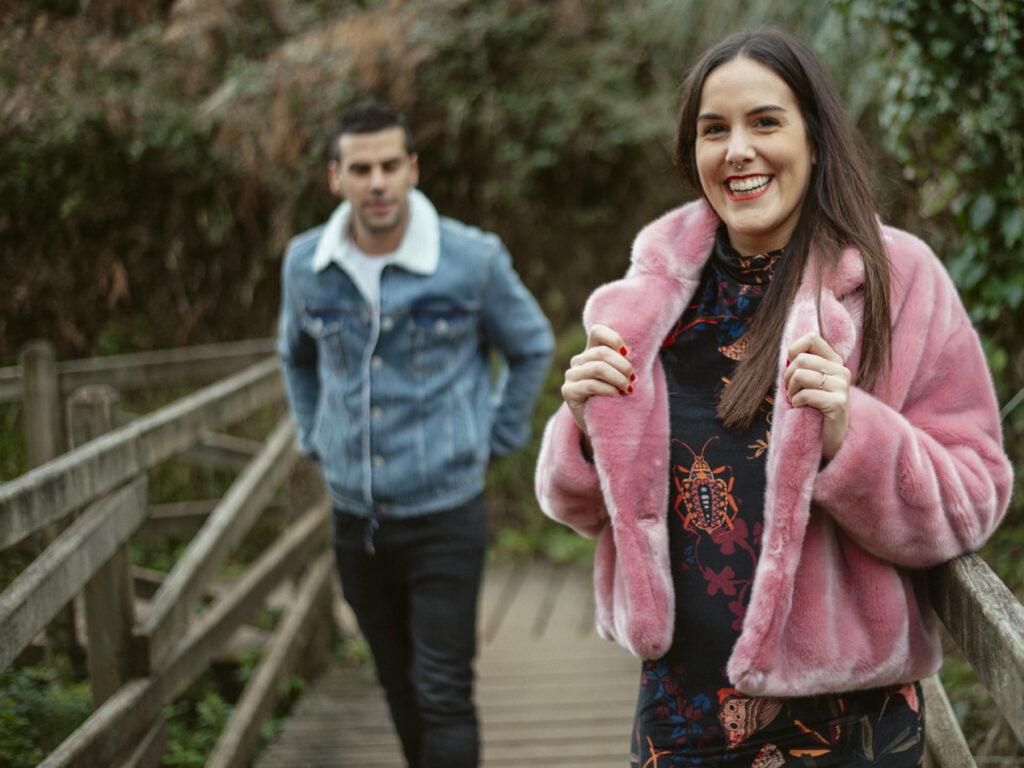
[673, 28, 891, 430]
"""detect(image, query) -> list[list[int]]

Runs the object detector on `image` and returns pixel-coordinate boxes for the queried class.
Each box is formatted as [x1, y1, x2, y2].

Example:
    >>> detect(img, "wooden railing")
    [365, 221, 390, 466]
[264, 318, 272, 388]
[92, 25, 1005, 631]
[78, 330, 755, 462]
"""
[926, 555, 1024, 765]
[0, 340, 334, 768]
[0, 338, 277, 404]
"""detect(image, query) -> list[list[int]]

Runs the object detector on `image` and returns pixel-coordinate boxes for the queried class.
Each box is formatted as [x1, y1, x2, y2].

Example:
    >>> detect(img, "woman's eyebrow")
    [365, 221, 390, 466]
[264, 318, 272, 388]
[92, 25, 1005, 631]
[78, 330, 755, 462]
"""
[697, 104, 788, 121]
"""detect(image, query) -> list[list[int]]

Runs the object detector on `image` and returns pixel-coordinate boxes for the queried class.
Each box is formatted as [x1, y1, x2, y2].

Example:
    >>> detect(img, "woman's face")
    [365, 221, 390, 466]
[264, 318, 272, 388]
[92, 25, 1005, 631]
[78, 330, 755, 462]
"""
[695, 56, 814, 255]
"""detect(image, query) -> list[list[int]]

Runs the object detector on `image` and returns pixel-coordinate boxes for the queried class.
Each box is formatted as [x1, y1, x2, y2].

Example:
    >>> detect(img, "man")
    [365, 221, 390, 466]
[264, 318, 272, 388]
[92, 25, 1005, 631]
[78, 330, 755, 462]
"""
[277, 100, 553, 768]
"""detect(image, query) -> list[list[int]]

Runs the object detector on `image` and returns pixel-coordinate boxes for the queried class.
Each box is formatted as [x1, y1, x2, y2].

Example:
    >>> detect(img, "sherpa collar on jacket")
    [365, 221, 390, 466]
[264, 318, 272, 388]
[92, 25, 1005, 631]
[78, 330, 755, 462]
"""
[312, 188, 440, 276]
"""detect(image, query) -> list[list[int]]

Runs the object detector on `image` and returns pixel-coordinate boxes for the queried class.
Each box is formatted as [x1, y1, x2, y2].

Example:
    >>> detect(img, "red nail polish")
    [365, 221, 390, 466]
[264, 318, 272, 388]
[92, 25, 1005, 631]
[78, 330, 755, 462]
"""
[627, 385, 633, 394]
[620, 346, 628, 356]
[630, 373, 636, 382]
[785, 358, 791, 367]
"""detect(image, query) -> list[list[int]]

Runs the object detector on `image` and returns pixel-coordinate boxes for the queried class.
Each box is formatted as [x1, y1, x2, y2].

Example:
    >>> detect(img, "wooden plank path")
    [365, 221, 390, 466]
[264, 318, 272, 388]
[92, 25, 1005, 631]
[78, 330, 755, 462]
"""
[255, 561, 640, 767]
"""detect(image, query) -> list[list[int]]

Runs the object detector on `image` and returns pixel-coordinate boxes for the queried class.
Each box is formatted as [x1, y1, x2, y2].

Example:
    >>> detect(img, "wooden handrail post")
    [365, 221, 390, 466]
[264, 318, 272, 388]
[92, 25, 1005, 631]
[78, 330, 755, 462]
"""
[68, 385, 139, 707]
[20, 340, 61, 466]
[20, 339, 81, 669]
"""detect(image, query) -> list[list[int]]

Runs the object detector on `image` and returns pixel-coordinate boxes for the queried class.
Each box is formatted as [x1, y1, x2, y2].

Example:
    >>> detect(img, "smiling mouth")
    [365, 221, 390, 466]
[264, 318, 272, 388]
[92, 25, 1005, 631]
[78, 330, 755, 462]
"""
[726, 174, 772, 199]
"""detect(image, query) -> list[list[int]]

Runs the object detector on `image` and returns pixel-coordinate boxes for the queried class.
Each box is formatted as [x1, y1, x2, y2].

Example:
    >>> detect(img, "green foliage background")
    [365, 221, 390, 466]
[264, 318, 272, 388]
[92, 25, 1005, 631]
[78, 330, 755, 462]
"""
[0, 663, 90, 768]
[0, 0, 887, 357]
[3, 0, 1019, 402]
[9, 0, 1019, 512]
[1, 0, 1023, 761]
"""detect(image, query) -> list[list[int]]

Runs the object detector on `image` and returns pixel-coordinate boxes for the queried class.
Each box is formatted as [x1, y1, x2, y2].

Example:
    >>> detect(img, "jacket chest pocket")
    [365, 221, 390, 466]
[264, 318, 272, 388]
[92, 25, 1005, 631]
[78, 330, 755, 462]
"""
[303, 310, 363, 373]
[408, 308, 476, 376]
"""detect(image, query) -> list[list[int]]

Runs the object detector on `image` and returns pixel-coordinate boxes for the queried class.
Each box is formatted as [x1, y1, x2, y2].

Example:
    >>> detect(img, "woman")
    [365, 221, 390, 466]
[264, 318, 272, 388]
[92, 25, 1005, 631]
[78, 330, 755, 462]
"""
[535, 28, 1012, 766]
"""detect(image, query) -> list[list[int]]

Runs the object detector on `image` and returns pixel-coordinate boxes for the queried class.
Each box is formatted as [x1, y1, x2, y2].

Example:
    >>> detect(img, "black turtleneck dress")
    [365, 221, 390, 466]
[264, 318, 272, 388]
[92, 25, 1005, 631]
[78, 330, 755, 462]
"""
[630, 229, 925, 767]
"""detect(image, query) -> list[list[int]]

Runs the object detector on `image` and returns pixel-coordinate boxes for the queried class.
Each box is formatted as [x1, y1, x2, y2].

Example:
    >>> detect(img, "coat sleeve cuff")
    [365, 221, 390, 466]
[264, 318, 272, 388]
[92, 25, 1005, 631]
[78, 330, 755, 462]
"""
[534, 404, 609, 538]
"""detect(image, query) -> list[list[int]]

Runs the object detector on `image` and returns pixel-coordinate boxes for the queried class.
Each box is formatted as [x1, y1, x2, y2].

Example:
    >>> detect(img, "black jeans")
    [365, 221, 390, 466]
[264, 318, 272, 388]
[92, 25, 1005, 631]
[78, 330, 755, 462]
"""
[332, 495, 487, 768]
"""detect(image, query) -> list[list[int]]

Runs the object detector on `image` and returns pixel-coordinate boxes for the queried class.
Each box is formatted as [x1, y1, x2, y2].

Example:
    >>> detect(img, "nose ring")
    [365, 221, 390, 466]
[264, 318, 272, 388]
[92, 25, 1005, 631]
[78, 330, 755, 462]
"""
[731, 161, 744, 170]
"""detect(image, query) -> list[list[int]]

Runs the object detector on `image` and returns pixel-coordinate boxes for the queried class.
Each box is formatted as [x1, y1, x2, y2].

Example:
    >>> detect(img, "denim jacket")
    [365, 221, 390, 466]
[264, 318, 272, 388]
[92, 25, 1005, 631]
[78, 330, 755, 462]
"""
[278, 190, 554, 517]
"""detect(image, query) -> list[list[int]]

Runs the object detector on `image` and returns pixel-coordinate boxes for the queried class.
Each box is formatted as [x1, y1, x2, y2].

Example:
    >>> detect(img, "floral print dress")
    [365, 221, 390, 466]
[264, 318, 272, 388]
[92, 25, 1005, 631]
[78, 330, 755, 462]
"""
[631, 230, 925, 767]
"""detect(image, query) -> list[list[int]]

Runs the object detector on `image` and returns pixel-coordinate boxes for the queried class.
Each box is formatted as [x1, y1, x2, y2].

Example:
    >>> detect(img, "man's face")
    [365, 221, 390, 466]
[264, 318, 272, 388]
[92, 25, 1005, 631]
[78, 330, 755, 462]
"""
[328, 126, 419, 254]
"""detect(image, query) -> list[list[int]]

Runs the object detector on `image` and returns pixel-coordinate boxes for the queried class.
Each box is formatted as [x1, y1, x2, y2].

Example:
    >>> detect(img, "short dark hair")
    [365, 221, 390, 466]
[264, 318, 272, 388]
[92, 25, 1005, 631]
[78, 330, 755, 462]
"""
[328, 100, 415, 162]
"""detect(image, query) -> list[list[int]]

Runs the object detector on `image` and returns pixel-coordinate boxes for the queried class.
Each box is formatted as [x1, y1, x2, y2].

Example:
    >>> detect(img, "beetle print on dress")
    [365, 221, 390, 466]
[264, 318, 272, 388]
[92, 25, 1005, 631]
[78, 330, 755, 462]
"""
[674, 437, 739, 535]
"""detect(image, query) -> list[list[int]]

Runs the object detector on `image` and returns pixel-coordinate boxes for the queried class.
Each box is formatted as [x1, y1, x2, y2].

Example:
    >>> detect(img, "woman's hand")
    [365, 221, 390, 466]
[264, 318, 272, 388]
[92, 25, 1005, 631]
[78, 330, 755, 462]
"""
[561, 324, 635, 438]
[784, 332, 851, 459]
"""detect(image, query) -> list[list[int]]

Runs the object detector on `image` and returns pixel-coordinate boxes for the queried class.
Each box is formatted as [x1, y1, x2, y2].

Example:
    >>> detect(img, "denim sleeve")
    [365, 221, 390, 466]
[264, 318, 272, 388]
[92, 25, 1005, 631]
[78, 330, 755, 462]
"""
[480, 242, 554, 457]
[277, 254, 321, 461]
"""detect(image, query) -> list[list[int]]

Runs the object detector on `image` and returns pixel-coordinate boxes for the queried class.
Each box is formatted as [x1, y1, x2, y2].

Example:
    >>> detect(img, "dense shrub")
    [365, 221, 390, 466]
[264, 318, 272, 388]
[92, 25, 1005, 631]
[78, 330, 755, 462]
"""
[1, 0, 868, 362]
[844, 0, 1023, 379]
[0, 664, 91, 768]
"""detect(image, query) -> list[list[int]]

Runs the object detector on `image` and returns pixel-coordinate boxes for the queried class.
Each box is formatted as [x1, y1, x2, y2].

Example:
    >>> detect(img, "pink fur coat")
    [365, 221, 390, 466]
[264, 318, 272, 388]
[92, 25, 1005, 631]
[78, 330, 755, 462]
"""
[535, 199, 1012, 697]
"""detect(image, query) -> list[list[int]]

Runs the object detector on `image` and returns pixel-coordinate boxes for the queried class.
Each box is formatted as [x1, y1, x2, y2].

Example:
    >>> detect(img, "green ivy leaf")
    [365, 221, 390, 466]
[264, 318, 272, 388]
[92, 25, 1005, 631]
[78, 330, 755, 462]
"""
[969, 193, 996, 231]
[1000, 207, 1024, 247]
